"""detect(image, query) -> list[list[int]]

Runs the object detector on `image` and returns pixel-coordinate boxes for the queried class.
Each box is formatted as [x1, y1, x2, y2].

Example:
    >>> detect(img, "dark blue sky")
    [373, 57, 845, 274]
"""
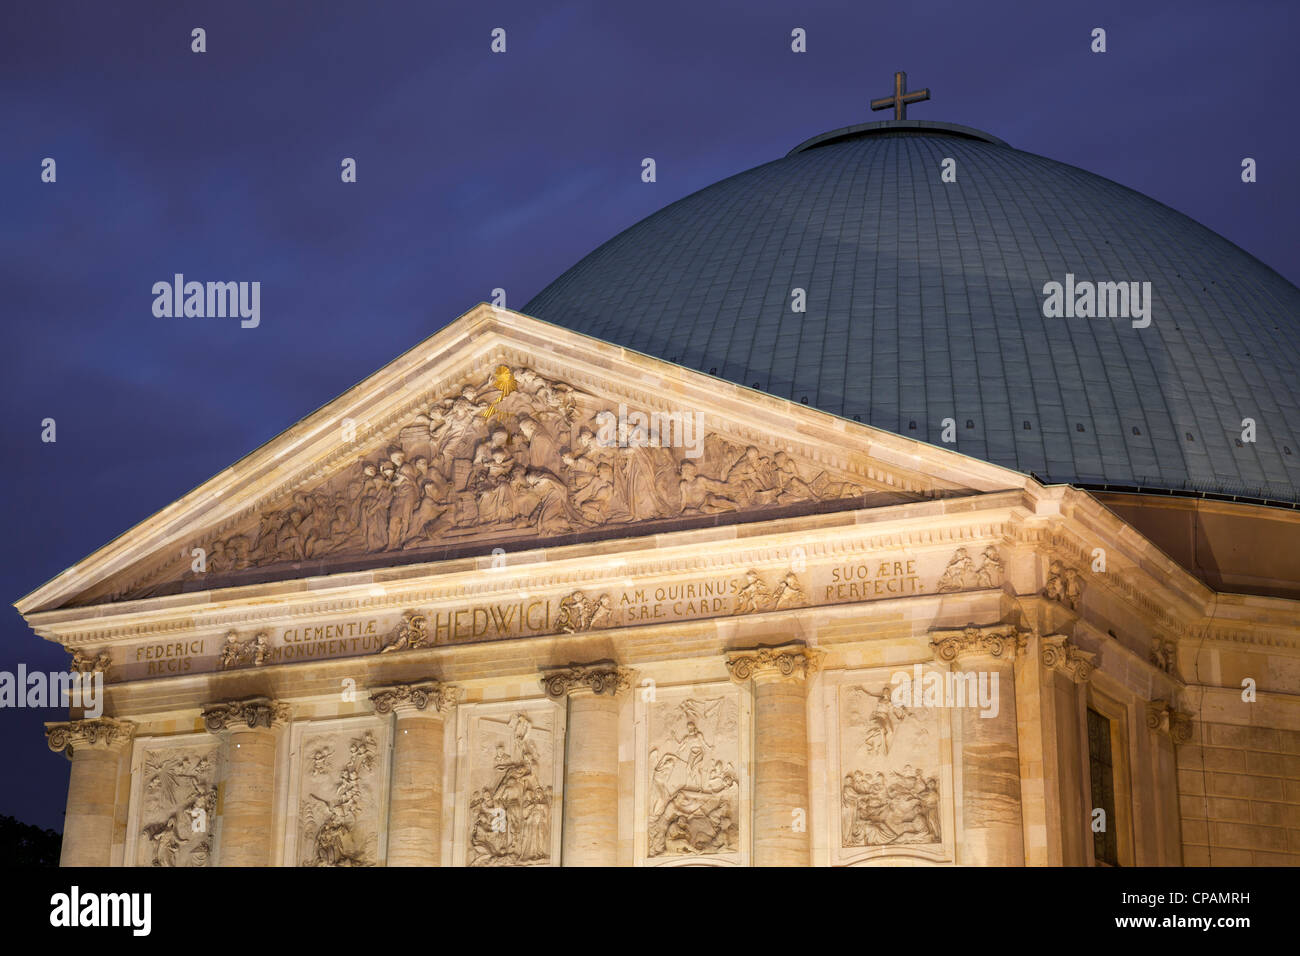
[2, 0, 1296, 832]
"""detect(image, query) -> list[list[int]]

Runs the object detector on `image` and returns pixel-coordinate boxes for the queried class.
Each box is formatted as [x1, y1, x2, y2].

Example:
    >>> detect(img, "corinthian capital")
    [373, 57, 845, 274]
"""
[725, 643, 822, 683]
[541, 662, 633, 699]
[370, 680, 459, 715]
[46, 717, 135, 756]
[1146, 699, 1193, 744]
[201, 696, 290, 733]
[1040, 634, 1096, 683]
[929, 624, 1026, 663]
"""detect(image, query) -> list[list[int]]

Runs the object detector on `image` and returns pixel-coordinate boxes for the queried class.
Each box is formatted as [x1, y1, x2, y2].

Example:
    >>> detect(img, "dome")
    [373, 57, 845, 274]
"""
[526, 120, 1300, 505]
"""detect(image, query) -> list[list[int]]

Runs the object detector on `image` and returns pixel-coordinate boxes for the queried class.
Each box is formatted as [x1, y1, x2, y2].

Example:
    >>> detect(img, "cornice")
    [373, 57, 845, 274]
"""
[1189, 624, 1300, 652]
[1020, 523, 1204, 639]
[1072, 620, 1185, 697]
[25, 491, 1299, 665]
[27, 496, 1034, 646]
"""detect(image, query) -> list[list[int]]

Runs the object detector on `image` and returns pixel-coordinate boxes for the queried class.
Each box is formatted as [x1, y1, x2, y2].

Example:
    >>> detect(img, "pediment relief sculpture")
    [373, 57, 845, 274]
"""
[98, 363, 899, 603]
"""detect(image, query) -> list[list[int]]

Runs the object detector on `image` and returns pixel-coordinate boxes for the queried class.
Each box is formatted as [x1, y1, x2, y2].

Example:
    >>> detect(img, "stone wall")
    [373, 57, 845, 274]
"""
[1177, 722, 1300, 865]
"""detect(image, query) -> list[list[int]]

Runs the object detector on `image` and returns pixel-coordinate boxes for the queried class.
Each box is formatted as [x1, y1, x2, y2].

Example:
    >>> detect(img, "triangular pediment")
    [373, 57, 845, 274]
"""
[17, 305, 1029, 612]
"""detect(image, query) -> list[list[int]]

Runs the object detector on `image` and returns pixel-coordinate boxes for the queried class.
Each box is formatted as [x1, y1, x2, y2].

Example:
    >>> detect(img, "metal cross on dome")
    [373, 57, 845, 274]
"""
[870, 71, 930, 120]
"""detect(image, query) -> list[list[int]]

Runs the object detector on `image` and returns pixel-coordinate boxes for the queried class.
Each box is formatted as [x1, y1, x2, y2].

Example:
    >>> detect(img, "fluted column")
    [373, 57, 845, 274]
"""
[46, 718, 135, 866]
[542, 663, 631, 867]
[203, 697, 288, 867]
[371, 681, 458, 866]
[726, 644, 820, 867]
[931, 625, 1027, 866]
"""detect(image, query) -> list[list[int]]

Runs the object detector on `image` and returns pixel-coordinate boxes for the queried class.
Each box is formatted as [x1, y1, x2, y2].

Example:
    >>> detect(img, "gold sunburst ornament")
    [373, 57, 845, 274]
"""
[482, 364, 517, 421]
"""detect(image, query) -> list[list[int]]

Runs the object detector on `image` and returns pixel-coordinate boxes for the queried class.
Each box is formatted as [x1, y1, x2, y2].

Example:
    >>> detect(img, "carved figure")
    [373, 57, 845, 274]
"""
[974, 546, 1004, 588]
[378, 611, 428, 654]
[648, 698, 738, 857]
[300, 731, 379, 866]
[734, 570, 772, 613]
[139, 749, 218, 866]
[146, 817, 184, 866]
[841, 768, 941, 846]
[69, 649, 111, 675]
[772, 572, 808, 609]
[469, 713, 552, 866]
[158, 364, 875, 600]
[1044, 560, 1084, 610]
[937, 547, 973, 592]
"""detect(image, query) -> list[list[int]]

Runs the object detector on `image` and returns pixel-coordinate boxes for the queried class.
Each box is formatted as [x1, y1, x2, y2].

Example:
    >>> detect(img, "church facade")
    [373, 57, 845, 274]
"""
[18, 110, 1300, 867]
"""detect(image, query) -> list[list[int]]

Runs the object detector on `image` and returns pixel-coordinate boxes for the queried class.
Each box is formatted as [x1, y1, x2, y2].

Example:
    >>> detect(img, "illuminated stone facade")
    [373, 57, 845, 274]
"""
[19, 306, 1300, 865]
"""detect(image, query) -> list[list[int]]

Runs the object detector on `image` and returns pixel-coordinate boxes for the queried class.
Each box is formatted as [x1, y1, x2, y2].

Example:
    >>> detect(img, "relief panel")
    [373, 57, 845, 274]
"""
[455, 700, 564, 867]
[826, 667, 954, 865]
[636, 682, 748, 866]
[284, 716, 391, 867]
[125, 735, 222, 867]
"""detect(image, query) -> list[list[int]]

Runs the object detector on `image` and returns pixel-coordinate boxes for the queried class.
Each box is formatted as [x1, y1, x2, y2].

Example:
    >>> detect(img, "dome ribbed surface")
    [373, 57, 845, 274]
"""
[525, 125, 1300, 502]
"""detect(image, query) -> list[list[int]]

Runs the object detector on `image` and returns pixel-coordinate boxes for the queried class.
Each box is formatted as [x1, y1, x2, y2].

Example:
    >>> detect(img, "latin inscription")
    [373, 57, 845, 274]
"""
[428, 601, 550, 643]
[620, 579, 736, 621]
[826, 560, 924, 601]
[275, 620, 382, 661]
[137, 639, 206, 676]
[110, 548, 987, 680]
